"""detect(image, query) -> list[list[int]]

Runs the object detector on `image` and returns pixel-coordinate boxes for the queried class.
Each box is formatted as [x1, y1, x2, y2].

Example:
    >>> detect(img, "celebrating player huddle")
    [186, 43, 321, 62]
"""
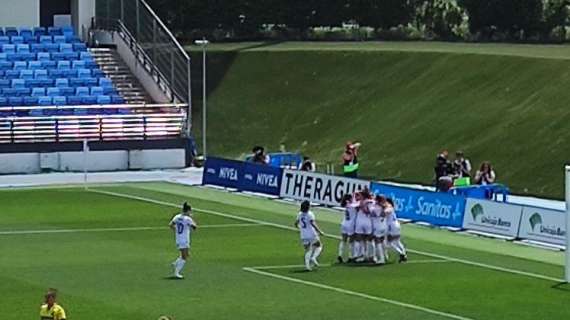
[338, 188, 407, 265]
[294, 188, 407, 271]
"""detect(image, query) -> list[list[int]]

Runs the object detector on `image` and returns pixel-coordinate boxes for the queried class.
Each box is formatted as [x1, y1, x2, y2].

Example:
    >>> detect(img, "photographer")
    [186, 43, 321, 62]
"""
[474, 161, 496, 185]
[453, 151, 472, 178]
[300, 157, 316, 172]
[434, 150, 453, 192]
[342, 141, 361, 178]
[251, 146, 269, 165]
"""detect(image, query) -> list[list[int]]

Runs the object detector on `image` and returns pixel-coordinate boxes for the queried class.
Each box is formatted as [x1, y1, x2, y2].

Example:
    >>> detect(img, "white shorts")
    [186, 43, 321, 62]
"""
[301, 236, 320, 246]
[388, 222, 401, 237]
[355, 219, 372, 235]
[341, 221, 355, 236]
[372, 221, 387, 238]
[176, 241, 190, 250]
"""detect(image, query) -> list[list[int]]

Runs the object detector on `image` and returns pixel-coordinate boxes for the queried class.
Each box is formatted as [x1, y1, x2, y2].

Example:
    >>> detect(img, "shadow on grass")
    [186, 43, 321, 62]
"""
[552, 282, 570, 291]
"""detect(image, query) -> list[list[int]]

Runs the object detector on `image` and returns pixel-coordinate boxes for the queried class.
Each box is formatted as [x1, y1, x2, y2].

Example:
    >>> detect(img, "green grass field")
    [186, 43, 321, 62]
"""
[188, 41, 570, 198]
[2, 182, 569, 319]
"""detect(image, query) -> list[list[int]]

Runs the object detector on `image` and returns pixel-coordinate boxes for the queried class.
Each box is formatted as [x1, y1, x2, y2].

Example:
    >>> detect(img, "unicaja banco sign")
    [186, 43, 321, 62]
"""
[462, 199, 522, 237]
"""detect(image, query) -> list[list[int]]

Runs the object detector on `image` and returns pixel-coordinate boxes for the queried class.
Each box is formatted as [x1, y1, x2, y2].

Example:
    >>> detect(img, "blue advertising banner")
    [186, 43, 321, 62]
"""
[202, 157, 244, 189]
[370, 182, 466, 228]
[242, 162, 282, 195]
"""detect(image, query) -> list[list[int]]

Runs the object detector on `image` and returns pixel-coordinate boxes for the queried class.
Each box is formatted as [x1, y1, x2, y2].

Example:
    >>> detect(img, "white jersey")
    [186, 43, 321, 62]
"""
[297, 211, 317, 240]
[370, 204, 386, 237]
[341, 204, 357, 235]
[385, 206, 401, 236]
[171, 214, 195, 245]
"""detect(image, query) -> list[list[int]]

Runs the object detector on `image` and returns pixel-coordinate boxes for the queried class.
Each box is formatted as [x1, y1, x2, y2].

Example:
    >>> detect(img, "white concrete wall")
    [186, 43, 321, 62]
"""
[129, 149, 186, 169]
[0, 153, 40, 174]
[0, 0, 40, 27]
[0, 149, 186, 174]
[59, 151, 129, 171]
[70, 0, 95, 40]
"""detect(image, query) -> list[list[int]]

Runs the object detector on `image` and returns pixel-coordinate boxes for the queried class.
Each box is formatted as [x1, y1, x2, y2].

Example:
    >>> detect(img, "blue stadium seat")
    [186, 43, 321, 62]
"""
[53, 35, 66, 44]
[5, 27, 18, 37]
[59, 43, 73, 53]
[72, 43, 87, 52]
[39, 35, 52, 44]
[25, 79, 41, 88]
[23, 96, 39, 106]
[0, 29, 3, 37]
[0, 79, 10, 88]
[84, 78, 98, 86]
[62, 69, 78, 78]
[30, 43, 44, 53]
[67, 96, 82, 105]
[52, 96, 66, 105]
[51, 52, 65, 61]
[77, 68, 91, 78]
[59, 87, 75, 96]
[33, 27, 46, 36]
[8, 97, 23, 106]
[0, 61, 12, 70]
[47, 88, 60, 96]
[20, 53, 36, 61]
[38, 96, 52, 106]
[0, 36, 9, 45]
[5, 70, 20, 79]
[62, 25, 74, 34]
[91, 69, 104, 78]
[32, 88, 46, 97]
[0, 97, 8, 107]
[6, 53, 20, 62]
[90, 86, 104, 96]
[0, 70, 4, 77]
[11, 79, 25, 88]
[0, 53, 6, 60]
[16, 88, 31, 96]
[28, 61, 42, 70]
[48, 70, 65, 78]
[48, 27, 62, 36]
[2, 44, 16, 54]
[97, 95, 112, 104]
[20, 70, 34, 80]
[37, 52, 50, 61]
[55, 78, 69, 87]
[62, 52, 79, 60]
[20, 28, 33, 37]
[69, 78, 84, 87]
[16, 44, 29, 53]
[41, 61, 56, 69]
[85, 60, 98, 68]
[57, 60, 71, 69]
[3, 88, 17, 95]
[44, 43, 60, 52]
[72, 60, 85, 69]
[13, 61, 26, 70]
[34, 70, 48, 79]
[76, 87, 89, 96]
[80, 52, 92, 60]
[82, 96, 97, 105]
[10, 36, 24, 44]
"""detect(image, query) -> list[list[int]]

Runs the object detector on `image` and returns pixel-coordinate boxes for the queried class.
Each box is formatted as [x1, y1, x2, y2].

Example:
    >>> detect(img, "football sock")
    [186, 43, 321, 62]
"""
[348, 241, 354, 259]
[312, 245, 323, 260]
[390, 240, 405, 255]
[369, 241, 376, 259]
[376, 243, 385, 263]
[338, 241, 345, 258]
[175, 258, 186, 274]
[304, 250, 312, 269]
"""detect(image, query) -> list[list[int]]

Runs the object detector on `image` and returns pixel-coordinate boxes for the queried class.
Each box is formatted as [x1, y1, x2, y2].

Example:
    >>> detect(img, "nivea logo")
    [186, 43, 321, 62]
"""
[257, 173, 278, 187]
[244, 173, 253, 181]
[219, 167, 238, 181]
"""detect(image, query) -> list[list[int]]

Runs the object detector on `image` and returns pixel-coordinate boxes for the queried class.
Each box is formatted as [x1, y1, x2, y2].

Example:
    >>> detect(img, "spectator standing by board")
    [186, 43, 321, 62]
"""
[342, 141, 361, 178]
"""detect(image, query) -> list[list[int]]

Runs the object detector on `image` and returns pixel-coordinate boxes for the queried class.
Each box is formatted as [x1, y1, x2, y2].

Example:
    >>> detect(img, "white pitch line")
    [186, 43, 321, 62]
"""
[243, 267, 474, 320]
[0, 223, 261, 235]
[89, 189, 565, 283]
[250, 260, 449, 270]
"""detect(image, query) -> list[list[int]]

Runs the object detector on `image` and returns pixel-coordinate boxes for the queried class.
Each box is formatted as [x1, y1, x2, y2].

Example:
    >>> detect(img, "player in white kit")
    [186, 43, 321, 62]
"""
[169, 202, 197, 279]
[338, 194, 356, 263]
[370, 195, 388, 265]
[384, 198, 408, 263]
[353, 190, 374, 262]
[294, 200, 325, 271]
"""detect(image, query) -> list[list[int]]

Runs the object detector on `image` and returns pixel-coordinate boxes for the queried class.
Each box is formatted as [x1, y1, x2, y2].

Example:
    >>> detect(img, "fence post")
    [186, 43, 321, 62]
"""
[135, 0, 140, 41]
[152, 19, 157, 61]
[9, 119, 14, 143]
[120, 0, 125, 22]
[186, 59, 192, 135]
[170, 50, 175, 102]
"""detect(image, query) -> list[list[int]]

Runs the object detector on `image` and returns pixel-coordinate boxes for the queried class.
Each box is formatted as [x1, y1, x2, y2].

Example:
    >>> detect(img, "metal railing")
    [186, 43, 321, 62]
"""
[94, 0, 191, 106]
[0, 104, 186, 143]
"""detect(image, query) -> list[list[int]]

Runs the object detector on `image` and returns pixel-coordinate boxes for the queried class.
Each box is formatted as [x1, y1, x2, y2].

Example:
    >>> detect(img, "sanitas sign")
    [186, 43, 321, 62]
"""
[463, 199, 523, 237]
[280, 169, 370, 206]
[518, 207, 566, 246]
[370, 183, 465, 228]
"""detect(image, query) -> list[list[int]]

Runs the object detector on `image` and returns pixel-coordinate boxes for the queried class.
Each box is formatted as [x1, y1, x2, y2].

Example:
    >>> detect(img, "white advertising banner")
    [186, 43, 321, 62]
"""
[463, 199, 523, 237]
[518, 206, 566, 246]
[280, 169, 370, 206]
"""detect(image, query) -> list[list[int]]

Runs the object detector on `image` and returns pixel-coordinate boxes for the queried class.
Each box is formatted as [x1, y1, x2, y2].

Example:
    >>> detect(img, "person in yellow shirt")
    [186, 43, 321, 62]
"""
[40, 289, 66, 320]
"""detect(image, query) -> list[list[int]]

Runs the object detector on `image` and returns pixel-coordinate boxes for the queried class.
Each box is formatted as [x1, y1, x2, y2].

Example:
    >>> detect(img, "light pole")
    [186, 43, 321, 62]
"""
[195, 38, 209, 158]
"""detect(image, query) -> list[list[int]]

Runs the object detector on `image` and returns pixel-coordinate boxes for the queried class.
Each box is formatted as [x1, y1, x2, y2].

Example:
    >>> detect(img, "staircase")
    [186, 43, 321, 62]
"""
[89, 48, 151, 104]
